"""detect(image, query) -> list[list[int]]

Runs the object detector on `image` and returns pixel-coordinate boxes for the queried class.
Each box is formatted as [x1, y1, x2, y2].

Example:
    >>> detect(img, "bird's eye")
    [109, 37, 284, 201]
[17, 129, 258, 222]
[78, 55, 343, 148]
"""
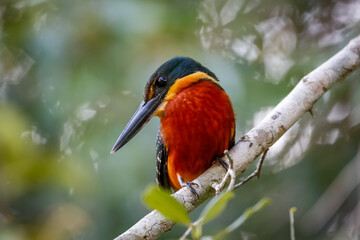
[156, 76, 167, 87]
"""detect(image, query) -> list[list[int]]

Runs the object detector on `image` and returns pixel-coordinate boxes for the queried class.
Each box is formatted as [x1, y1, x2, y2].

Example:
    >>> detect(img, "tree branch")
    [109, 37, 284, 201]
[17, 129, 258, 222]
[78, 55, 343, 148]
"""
[114, 35, 360, 240]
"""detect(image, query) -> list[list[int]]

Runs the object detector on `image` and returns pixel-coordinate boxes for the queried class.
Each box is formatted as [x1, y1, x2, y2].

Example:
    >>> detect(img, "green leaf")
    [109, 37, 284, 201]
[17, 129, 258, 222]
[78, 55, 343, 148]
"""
[200, 191, 235, 224]
[142, 185, 191, 225]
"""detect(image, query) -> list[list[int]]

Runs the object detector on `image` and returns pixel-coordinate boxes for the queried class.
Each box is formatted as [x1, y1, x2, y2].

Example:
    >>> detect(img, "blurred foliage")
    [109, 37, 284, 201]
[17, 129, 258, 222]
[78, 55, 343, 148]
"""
[143, 186, 270, 240]
[0, 0, 360, 239]
[0, 105, 94, 240]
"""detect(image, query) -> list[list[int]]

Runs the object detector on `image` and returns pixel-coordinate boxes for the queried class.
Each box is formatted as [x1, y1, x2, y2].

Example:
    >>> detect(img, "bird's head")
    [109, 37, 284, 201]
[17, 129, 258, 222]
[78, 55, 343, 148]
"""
[111, 56, 219, 153]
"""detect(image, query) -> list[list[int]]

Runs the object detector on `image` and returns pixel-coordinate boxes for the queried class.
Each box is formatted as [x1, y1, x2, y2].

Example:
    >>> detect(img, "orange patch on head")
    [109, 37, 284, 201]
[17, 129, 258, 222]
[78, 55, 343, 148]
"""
[146, 81, 156, 101]
[164, 72, 218, 101]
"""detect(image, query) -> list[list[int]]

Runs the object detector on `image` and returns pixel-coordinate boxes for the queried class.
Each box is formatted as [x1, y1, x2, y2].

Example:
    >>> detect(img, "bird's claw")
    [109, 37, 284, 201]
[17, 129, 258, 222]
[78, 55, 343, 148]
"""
[212, 150, 236, 194]
[215, 156, 229, 170]
[183, 182, 199, 199]
[178, 174, 199, 199]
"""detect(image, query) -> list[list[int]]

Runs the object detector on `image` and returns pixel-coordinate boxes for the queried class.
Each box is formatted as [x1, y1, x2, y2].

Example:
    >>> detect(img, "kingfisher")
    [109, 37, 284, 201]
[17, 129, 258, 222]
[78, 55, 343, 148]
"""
[111, 57, 235, 194]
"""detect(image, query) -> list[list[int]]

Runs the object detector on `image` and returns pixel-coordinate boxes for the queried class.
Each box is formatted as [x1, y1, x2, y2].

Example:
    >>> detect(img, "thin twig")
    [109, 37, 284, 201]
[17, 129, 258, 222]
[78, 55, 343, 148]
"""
[234, 149, 268, 190]
[290, 207, 297, 240]
[180, 218, 203, 240]
[180, 224, 192, 240]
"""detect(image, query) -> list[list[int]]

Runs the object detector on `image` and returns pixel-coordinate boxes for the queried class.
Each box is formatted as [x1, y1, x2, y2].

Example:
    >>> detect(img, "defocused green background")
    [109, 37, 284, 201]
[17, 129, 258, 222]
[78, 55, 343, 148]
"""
[1, 0, 360, 239]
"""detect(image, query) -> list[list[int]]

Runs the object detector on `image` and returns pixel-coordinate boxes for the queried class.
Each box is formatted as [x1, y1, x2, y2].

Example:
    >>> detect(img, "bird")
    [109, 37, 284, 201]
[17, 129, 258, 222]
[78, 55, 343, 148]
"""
[111, 57, 235, 194]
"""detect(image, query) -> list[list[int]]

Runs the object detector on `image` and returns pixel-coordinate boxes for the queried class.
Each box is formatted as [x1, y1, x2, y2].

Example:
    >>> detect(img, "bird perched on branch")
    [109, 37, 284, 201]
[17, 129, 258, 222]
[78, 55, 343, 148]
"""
[111, 57, 235, 195]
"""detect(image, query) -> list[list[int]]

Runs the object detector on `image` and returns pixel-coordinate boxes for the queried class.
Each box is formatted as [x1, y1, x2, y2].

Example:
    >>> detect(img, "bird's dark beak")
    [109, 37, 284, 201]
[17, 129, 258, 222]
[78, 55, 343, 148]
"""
[111, 94, 163, 153]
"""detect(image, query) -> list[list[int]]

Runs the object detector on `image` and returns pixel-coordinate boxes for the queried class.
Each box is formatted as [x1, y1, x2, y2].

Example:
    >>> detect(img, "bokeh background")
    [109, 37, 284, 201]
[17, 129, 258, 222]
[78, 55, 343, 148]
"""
[1, 0, 360, 239]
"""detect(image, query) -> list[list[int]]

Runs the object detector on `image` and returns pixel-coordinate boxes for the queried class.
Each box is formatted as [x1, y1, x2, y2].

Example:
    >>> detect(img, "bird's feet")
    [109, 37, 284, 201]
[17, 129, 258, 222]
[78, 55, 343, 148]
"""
[213, 149, 269, 193]
[177, 174, 199, 199]
[213, 150, 236, 194]
[215, 156, 229, 170]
